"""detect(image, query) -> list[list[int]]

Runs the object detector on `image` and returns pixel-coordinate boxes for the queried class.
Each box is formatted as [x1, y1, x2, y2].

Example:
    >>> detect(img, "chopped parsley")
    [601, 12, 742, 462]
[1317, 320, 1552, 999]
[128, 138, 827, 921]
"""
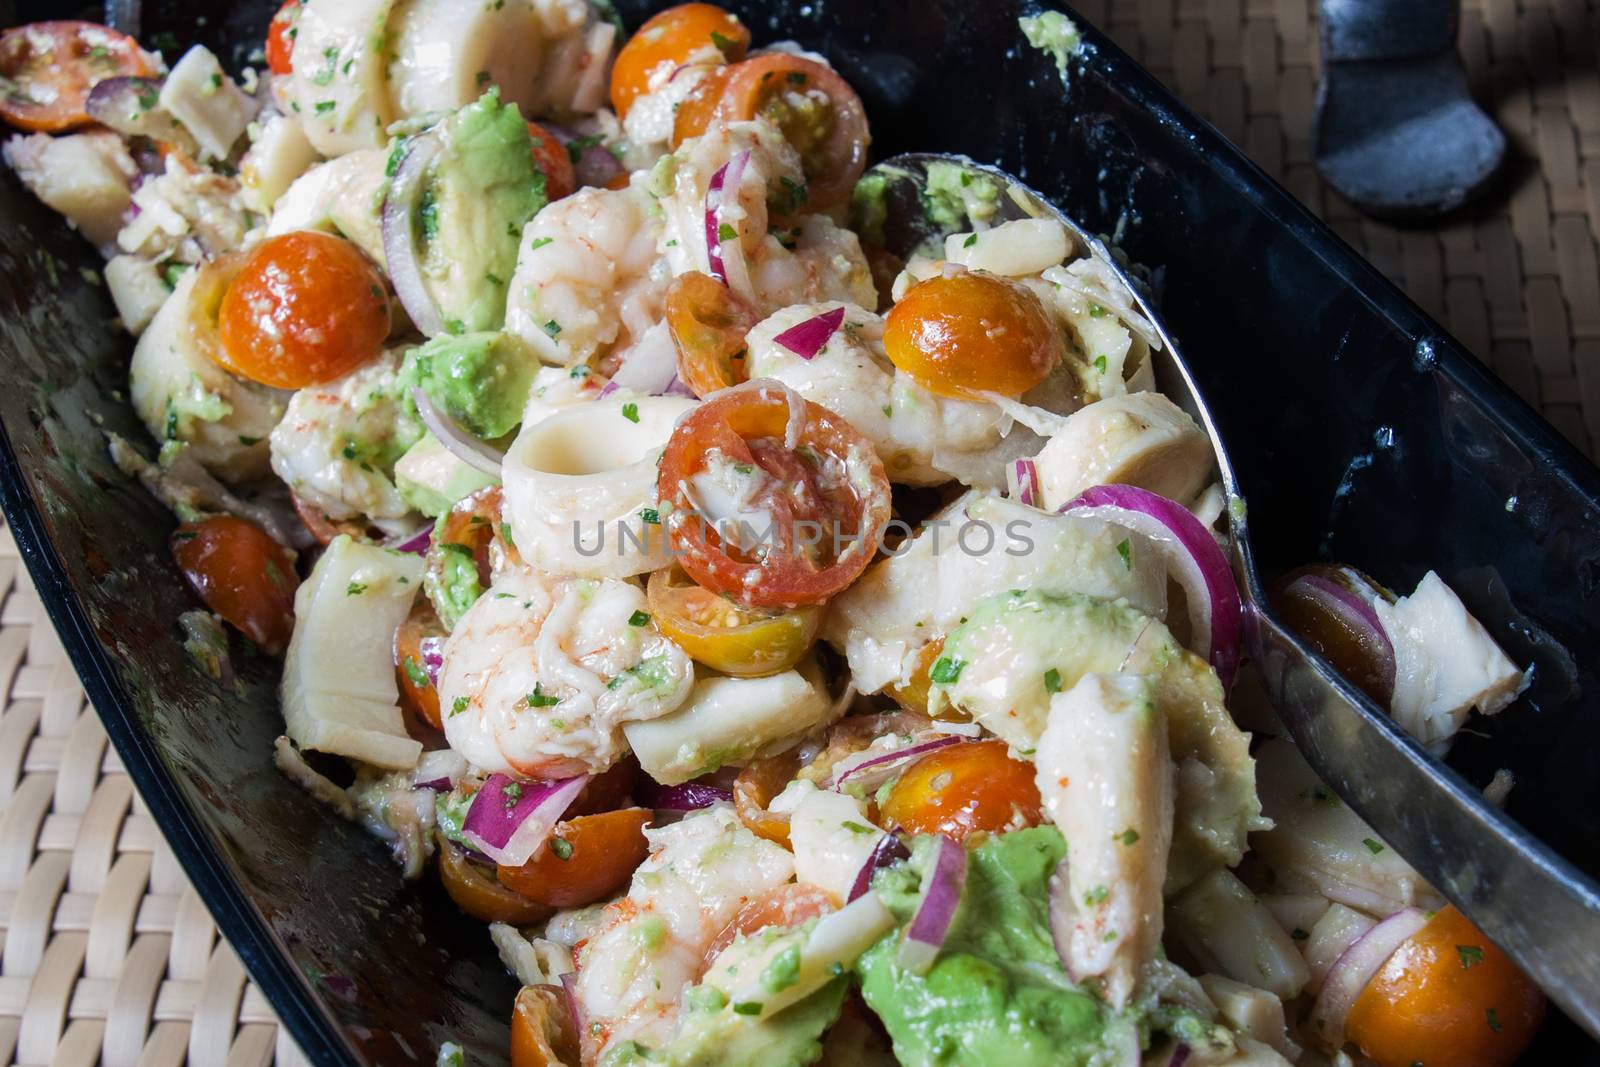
[541, 319, 562, 339]
[732, 1002, 763, 1017]
[929, 656, 965, 685]
[640, 507, 661, 525]
[628, 610, 650, 627]
[1088, 303, 1106, 318]
[1457, 944, 1485, 969]
[963, 233, 978, 248]
[1116, 538, 1132, 569]
[345, 581, 368, 596]
[1093, 354, 1109, 374]
[313, 99, 336, 115]
[717, 222, 738, 242]
[527, 236, 553, 251]
[1118, 828, 1140, 846]
[450, 696, 469, 717]
[1043, 668, 1062, 693]
[550, 836, 574, 860]
[621, 402, 640, 423]
[526, 684, 561, 708]
[841, 820, 876, 835]
[1084, 885, 1109, 906]
[1362, 837, 1385, 855]
[403, 657, 430, 688]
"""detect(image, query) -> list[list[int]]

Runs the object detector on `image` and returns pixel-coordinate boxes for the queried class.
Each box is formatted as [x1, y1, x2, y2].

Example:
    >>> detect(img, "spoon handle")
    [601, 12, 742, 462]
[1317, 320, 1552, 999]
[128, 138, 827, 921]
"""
[1249, 603, 1600, 1039]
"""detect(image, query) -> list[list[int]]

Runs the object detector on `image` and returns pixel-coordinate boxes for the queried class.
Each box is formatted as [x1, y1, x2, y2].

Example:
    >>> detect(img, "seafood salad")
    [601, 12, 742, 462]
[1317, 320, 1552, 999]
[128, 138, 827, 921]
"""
[0, 5, 1549, 1067]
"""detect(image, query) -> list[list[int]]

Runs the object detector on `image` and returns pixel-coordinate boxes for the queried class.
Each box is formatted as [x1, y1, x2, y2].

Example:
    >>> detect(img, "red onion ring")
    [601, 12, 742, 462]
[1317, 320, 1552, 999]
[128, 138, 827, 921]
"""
[1286, 573, 1397, 696]
[1009, 458, 1042, 507]
[381, 133, 446, 337]
[638, 780, 733, 811]
[703, 150, 755, 301]
[847, 833, 910, 902]
[461, 774, 590, 867]
[831, 735, 965, 793]
[412, 388, 505, 478]
[1309, 906, 1428, 1048]
[896, 834, 967, 974]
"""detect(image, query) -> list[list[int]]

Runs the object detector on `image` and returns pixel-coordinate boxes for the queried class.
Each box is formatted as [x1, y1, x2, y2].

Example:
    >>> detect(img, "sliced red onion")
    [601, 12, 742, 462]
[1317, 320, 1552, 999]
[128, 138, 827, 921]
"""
[703, 150, 755, 301]
[1008, 458, 1042, 507]
[421, 636, 444, 686]
[574, 143, 624, 189]
[897, 835, 966, 974]
[412, 749, 467, 791]
[663, 374, 697, 399]
[1168, 1044, 1192, 1067]
[412, 388, 505, 478]
[557, 973, 585, 1046]
[847, 833, 911, 902]
[831, 735, 965, 793]
[1062, 484, 1243, 689]
[773, 307, 846, 361]
[1287, 573, 1397, 696]
[461, 773, 590, 866]
[1310, 907, 1428, 1049]
[381, 133, 446, 337]
[386, 523, 433, 556]
[639, 780, 733, 812]
[85, 76, 176, 139]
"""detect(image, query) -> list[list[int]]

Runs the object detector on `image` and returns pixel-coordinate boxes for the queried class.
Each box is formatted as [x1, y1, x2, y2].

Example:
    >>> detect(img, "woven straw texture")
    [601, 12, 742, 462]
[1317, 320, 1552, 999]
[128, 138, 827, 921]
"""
[0, 3, 1596, 1065]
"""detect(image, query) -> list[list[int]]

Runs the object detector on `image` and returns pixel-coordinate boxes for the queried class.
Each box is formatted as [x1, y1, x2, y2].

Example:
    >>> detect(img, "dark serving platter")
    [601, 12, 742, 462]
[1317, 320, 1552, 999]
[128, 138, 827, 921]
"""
[1, 0, 1596, 1063]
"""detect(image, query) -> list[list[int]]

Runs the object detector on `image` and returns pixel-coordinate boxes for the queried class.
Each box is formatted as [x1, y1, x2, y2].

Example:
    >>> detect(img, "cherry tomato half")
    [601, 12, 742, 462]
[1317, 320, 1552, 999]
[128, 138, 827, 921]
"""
[610, 3, 749, 118]
[664, 270, 759, 397]
[884, 271, 1065, 399]
[671, 53, 870, 211]
[510, 985, 581, 1067]
[701, 883, 835, 970]
[1345, 906, 1545, 1067]
[733, 748, 805, 846]
[526, 122, 577, 202]
[1270, 563, 1396, 706]
[657, 380, 891, 610]
[887, 638, 946, 718]
[879, 739, 1043, 844]
[395, 600, 447, 731]
[438, 837, 552, 925]
[0, 21, 154, 132]
[646, 566, 821, 677]
[171, 515, 298, 654]
[265, 1, 300, 77]
[216, 231, 390, 389]
[496, 808, 652, 908]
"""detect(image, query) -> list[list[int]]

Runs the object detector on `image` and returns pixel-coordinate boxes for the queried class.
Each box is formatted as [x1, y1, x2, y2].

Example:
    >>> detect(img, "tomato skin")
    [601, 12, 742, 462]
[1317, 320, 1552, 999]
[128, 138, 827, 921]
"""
[171, 516, 298, 654]
[526, 122, 577, 201]
[733, 749, 805, 846]
[1270, 563, 1395, 706]
[664, 271, 759, 398]
[646, 567, 821, 677]
[510, 985, 580, 1067]
[702, 883, 835, 969]
[884, 272, 1064, 399]
[879, 740, 1043, 843]
[438, 838, 552, 925]
[1346, 906, 1545, 1067]
[497, 808, 652, 907]
[657, 381, 892, 610]
[670, 53, 869, 211]
[0, 22, 154, 132]
[265, 1, 300, 76]
[217, 232, 390, 389]
[395, 600, 446, 731]
[610, 3, 749, 118]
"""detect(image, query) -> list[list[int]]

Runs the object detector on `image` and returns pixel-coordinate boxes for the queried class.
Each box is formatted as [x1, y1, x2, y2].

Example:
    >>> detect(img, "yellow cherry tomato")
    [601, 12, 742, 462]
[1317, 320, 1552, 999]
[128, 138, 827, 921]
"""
[884, 271, 1064, 399]
[646, 566, 822, 677]
[1345, 905, 1545, 1067]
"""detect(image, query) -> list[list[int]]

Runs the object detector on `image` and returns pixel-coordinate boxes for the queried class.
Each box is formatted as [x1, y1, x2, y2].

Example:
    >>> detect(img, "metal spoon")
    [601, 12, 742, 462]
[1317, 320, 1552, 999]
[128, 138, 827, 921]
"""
[871, 152, 1600, 1039]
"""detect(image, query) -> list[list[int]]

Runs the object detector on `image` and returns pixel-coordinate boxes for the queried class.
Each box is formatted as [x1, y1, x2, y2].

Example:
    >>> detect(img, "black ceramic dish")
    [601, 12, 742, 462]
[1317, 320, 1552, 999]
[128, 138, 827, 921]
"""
[1, 0, 1595, 1063]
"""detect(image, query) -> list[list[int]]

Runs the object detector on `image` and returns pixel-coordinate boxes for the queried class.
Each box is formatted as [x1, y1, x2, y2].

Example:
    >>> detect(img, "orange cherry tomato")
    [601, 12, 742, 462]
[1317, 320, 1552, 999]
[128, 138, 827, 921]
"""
[0, 21, 154, 132]
[526, 122, 576, 202]
[216, 231, 390, 389]
[702, 883, 835, 970]
[1271, 563, 1396, 706]
[265, 1, 300, 77]
[657, 380, 892, 609]
[170, 516, 298, 655]
[438, 837, 553, 925]
[647, 566, 821, 677]
[610, 3, 749, 118]
[884, 272, 1064, 400]
[395, 600, 447, 731]
[569, 757, 641, 817]
[1345, 906, 1545, 1067]
[670, 53, 870, 211]
[510, 985, 580, 1067]
[887, 638, 946, 717]
[732, 749, 805, 846]
[496, 808, 651, 908]
[664, 270, 760, 397]
[879, 739, 1043, 844]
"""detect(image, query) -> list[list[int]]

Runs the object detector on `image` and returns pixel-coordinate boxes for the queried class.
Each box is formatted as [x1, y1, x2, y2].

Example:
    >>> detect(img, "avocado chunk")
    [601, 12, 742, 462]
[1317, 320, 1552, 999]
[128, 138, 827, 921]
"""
[922, 160, 1001, 232]
[401, 330, 535, 440]
[1018, 12, 1082, 77]
[859, 828, 1114, 1067]
[414, 90, 547, 333]
[393, 432, 498, 517]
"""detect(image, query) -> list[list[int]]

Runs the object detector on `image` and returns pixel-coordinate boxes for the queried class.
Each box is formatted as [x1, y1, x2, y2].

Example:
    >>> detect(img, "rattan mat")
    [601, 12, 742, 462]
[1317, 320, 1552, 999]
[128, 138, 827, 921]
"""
[0, 3, 1596, 1065]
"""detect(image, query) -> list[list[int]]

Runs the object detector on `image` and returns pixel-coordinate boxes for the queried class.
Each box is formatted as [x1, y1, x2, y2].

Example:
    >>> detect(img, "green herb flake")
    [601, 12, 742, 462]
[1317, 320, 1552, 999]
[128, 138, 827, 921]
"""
[1116, 538, 1132, 569]
[526, 684, 561, 708]
[1457, 944, 1486, 969]
[640, 507, 661, 525]
[527, 236, 553, 251]
[841, 820, 876, 835]
[1118, 828, 1140, 846]
[962, 233, 978, 248]
[1093, 354, 1109, 374]
[1486, 1008, 1503, 1033]
[1088, 303, 1106, 318]
[403, 657, 430, 688]
[628, 610, 651, 627]
[1043, 667, 1062, 693]
[1084, 885, 1109, 906]
[621, 402, 640, 423]
[550, 836, 574, 860]
[1362, 837, 1386, 855]
[450, 696, 469, 717]
[542, 319, 563, 339]
[732, 1002, 763, 1017]
[345, 581, 368, 596]
[929, 656, 965, 685]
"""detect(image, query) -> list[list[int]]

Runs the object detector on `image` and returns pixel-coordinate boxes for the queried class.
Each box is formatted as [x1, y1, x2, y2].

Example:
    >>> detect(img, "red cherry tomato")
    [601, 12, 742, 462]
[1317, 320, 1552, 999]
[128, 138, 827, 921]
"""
[610, 3, 749, 118]
[884, 272, 1064, 399]
[664, 271, 760, 397]
[438, 838, 551, 925]
[1270, 563, 1396, 706]
[701, 883, 835, 969]
[879, 739, 1043, 844]
[526, 121, 576, 202]
[170, 515, 298, 654]
[216, 232, 390, 389]
[265, 1, 300, 77]
[510, 985, 580, 1067]
[0, 21, 154, 132]
[496, 808, 652, 908]
[671, 53, 870, 210]
[395, 600, 446, 731]
[732, 748, 805, 846]
[656, 380, 891, 610]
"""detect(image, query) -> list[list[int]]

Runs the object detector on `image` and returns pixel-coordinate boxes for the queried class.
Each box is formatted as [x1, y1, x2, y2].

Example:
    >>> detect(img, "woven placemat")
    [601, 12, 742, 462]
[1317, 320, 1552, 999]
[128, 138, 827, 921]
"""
[0, 4, 1595, 1065]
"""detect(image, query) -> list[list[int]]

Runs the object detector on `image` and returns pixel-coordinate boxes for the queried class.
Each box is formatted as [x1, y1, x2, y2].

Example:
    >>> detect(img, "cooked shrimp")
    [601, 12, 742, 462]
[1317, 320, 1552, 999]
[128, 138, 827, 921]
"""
[438, 567, 695, 777]
[504, 179, 668, 369]
[267, 348, 422, 537]
[571, 805, 796, 1059]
